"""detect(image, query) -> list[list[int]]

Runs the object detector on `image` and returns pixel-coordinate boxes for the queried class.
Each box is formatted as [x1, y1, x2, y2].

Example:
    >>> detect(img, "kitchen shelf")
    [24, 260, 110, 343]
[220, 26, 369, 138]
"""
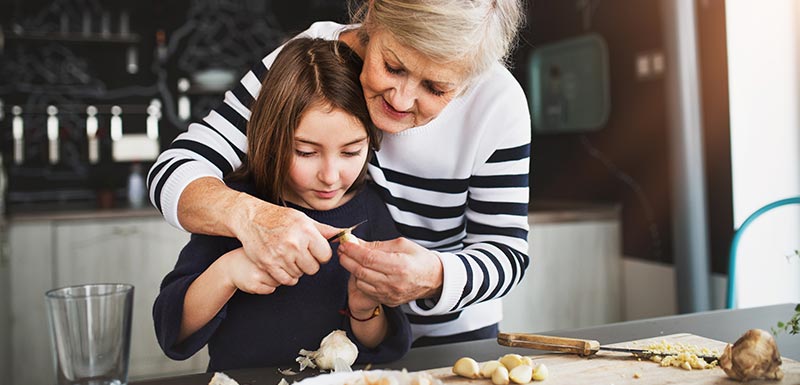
[2, 30, 140, 44]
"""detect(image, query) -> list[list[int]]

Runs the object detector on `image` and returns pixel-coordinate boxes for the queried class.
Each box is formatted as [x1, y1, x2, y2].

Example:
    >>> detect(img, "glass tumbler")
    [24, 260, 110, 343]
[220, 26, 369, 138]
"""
[46, 283, 134, 385]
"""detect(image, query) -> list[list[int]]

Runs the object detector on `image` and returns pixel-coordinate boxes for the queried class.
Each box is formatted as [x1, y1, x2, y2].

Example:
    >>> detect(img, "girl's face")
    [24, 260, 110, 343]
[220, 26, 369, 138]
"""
[358, 28, 469, 134]
[282, 105, 369, 211]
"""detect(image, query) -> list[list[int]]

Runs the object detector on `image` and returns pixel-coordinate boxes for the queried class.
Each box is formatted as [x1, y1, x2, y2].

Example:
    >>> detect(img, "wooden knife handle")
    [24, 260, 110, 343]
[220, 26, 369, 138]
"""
[497, 333, 600, 356]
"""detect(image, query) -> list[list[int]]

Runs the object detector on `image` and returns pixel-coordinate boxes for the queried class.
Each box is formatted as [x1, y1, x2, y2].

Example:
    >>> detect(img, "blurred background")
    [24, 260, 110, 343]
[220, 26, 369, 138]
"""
[0, 0, 798, 383]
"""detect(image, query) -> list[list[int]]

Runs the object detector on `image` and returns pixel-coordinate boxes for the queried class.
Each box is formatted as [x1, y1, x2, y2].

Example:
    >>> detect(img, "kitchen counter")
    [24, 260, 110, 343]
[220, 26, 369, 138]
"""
[7, 203, 161, 222]
[131, 303, 800, 385]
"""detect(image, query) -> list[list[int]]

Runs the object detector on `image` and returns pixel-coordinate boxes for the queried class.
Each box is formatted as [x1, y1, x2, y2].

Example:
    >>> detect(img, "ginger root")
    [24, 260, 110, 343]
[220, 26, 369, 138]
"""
[719, 329, 783, 381]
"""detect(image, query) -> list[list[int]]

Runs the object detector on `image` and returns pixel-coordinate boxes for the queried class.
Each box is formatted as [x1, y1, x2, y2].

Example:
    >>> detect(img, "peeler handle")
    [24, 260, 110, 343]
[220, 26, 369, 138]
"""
[497, 333, 600, 356]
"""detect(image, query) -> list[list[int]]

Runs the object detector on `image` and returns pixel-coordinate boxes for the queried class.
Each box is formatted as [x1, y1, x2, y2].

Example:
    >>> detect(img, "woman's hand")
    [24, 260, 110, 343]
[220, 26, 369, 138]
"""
[230, 192, 342, 286]
[338, 237, 444, 307]
[218, 248, 280, 295]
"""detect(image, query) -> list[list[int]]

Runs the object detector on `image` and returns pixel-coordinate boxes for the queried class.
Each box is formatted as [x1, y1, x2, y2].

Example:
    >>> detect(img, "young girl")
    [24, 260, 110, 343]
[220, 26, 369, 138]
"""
[153, 38, 410, 372]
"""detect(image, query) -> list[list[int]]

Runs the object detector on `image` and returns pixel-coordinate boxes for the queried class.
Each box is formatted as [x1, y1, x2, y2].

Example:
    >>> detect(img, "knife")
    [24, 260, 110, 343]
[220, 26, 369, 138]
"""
[326, 220, 367, 243]
[497, 333, 719, 363]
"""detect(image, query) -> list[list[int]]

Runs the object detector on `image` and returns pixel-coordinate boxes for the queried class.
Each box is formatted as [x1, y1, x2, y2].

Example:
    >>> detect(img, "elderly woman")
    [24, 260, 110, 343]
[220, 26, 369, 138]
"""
[149, 0, 530, 347]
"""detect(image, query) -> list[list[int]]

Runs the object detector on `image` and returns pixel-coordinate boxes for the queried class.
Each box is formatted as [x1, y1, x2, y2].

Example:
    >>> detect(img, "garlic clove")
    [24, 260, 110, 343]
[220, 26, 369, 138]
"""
[509, 364, 533, 384]
[453, 357, 481, 378]
[480, 360, 504, 378]
[500, 354, 525, 371]
[492, 365, 511, 385]
[532, 363, 549, 381]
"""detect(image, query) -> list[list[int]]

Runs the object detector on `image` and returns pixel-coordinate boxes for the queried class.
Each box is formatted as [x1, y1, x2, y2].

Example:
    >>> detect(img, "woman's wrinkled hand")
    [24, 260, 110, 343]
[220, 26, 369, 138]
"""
[338, 237, 443, 307]
[232, 195, 341, 286]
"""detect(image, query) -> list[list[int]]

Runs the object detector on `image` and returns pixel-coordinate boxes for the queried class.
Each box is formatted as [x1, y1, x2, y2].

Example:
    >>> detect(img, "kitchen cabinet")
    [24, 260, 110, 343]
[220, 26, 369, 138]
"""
[7, 211, 208, 384]
[0, 221, 9, 380]
[501, 203, 622, 333]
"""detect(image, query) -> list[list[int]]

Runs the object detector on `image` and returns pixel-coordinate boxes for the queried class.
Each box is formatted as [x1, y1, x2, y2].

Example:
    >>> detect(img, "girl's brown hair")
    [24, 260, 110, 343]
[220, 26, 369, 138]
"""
[228, 38, 380, 204]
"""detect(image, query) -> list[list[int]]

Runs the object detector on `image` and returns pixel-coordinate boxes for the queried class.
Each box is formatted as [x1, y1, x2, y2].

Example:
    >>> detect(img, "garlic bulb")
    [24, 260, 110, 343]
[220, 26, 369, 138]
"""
[719, 328, 783, 381]
[296, 330, 358, 371]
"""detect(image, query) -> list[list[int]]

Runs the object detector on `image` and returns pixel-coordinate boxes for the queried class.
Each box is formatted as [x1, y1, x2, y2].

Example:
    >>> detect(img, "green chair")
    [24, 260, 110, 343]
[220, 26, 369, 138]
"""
[726, 196, 800, 309]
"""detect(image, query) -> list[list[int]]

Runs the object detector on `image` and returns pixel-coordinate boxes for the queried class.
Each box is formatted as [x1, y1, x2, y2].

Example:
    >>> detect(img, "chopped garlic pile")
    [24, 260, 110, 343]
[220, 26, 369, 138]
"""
[643, 340, 719, 370]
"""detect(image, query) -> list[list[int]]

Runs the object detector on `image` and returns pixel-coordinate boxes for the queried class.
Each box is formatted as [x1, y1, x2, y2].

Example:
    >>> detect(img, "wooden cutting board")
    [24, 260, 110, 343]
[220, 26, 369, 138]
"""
[422, 333, 800, 384]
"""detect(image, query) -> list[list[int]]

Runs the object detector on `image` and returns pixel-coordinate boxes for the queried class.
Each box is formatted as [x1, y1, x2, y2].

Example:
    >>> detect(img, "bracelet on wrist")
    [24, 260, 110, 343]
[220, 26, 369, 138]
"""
[339, 305, 381, 322]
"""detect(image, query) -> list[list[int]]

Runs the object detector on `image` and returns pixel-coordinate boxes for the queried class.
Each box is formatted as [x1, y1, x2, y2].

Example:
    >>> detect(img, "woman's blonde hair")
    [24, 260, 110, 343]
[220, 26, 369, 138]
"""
[350, 0, 525, 80]
[227, 38, 380, 204]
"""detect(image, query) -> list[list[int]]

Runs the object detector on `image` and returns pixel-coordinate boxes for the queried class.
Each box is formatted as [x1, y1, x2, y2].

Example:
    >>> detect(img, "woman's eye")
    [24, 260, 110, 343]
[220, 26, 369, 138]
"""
[384, 62, 403, 75]
[295, 150, 315, 157]
[425, 82, 446, 97]
[343, 150, 362, 157]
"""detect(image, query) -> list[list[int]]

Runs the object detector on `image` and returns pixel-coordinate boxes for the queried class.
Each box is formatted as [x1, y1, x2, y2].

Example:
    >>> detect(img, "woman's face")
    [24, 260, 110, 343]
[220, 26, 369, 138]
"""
[359, 28, 469, 134]
[283, 106, 369, 211]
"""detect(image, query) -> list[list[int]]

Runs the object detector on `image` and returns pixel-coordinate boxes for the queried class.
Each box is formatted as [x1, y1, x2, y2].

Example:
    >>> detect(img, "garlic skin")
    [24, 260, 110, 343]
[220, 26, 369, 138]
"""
[719, 329, 783, 381]
[298, 330, 359, 371]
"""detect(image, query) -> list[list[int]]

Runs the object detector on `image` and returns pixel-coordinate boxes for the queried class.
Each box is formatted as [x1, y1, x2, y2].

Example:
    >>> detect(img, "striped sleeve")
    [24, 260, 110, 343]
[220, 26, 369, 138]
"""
[147, 58, 265, 229]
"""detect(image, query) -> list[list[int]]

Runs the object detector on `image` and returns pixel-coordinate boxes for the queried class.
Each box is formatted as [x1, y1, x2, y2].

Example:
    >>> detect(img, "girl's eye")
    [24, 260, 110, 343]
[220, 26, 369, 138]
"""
[295, 150, 315, 157]
[384, 62, 403, 75]
[343, 149, 362, 157]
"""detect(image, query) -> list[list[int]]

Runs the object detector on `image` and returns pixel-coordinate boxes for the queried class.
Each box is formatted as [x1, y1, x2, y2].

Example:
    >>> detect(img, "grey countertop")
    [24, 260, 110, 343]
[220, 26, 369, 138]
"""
[131, 303, 800, 385]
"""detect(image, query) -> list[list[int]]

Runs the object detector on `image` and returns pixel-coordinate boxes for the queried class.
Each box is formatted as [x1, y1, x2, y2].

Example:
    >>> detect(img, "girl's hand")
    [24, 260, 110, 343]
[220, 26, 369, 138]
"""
[347, 274, 381, 319]
[219, 247, 280, 295]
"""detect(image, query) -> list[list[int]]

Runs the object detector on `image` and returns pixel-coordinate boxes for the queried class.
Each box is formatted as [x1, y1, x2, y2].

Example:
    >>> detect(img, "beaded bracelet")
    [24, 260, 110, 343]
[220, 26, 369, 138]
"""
[339, 305, 382, 321]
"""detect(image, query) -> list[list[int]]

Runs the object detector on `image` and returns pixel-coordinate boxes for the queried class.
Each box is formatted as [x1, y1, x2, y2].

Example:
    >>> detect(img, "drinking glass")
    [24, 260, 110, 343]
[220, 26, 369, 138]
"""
[46, 283, 134, 385]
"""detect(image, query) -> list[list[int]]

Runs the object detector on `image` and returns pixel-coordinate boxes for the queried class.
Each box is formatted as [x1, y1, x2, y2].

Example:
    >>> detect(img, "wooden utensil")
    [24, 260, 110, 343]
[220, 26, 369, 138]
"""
[497, 332, 720, 363]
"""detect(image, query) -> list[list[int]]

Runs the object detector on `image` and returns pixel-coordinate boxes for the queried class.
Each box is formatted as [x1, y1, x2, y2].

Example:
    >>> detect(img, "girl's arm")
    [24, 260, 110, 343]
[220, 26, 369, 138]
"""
[346, 276, 388, 349]
[178, 247, 278, 342]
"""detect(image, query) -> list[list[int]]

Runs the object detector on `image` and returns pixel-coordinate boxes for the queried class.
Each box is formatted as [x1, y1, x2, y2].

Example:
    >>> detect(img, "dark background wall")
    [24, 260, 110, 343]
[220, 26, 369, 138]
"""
[0, 0, 350, 206]
[509, 0, 732, 274]
[0, 0, 733, 273]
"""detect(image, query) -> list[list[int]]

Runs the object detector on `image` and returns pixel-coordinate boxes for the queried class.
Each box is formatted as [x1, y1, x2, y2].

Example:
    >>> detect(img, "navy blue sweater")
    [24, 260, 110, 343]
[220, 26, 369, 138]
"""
[153, 182, 410, 372]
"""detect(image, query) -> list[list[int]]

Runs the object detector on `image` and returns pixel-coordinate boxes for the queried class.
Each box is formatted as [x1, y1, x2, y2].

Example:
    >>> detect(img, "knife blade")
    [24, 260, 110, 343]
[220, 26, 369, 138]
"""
[497, 333, 719, 363]
[326, 220, 367, 243]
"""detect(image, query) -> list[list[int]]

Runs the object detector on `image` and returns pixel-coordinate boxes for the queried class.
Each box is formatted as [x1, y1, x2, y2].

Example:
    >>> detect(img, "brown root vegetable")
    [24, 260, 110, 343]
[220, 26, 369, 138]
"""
[719, 329, 783, 381]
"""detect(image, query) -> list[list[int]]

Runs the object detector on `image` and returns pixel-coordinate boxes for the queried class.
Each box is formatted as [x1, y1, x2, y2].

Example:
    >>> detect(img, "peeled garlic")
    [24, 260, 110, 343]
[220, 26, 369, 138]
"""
[296, 330, 358, 371]
[453, 357, 481, 378]
[509, 364, 533, 384]
[208, 372, 239, 385]
[492, 365, 511, 385]
[481, 360, 504, 378]
[500, 354, 525, 371]
[532, 363, 549, 381]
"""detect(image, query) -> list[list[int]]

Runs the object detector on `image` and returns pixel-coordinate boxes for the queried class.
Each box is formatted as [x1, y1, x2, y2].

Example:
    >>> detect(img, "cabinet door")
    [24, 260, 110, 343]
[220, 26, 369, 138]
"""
[54, 217, 209, 379]
[8, 221, 54, 385]
[500, 218, 622, 332]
